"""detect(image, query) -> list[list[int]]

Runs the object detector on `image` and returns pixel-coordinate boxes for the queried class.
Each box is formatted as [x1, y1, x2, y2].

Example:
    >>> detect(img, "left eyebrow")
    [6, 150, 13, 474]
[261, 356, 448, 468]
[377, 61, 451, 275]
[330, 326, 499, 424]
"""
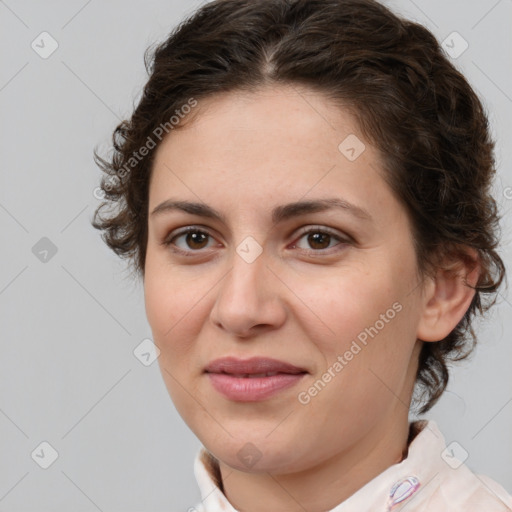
[150, 197, 373, 223]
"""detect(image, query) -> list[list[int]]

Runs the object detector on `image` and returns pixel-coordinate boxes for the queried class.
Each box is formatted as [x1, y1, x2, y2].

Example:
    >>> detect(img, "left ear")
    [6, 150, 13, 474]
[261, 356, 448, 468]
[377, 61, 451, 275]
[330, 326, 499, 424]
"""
[416, 247, 481, 343]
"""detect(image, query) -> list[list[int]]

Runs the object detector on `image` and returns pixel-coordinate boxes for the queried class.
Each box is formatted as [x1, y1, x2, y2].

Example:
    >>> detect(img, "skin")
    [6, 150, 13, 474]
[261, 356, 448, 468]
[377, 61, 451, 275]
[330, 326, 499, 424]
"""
[143, 84, 479, 512]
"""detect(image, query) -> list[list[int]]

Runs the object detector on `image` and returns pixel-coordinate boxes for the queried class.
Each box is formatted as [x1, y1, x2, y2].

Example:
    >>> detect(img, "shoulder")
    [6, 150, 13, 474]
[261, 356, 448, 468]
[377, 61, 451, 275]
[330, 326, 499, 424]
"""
[399, 421, 512, 511]
[422, 467, 512, 511]
[188, 504, 205, 512]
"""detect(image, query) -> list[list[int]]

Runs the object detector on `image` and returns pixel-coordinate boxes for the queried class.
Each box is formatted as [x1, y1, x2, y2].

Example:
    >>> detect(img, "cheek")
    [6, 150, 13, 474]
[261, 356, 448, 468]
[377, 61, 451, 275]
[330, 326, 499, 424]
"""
[144, 267, 205, 409]
[294, 270, 398, 353]
[144, 275, 174, 339]
[297, 308, 415, 441]
[299, 268, 416, 394]
[144, 260, 201, 351]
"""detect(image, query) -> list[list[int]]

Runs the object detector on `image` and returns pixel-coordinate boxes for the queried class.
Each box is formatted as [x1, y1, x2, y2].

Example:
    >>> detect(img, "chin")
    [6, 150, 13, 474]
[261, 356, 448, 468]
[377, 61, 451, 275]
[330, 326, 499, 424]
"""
[218, 448, 296, 474]
[199, 428, 305, 474]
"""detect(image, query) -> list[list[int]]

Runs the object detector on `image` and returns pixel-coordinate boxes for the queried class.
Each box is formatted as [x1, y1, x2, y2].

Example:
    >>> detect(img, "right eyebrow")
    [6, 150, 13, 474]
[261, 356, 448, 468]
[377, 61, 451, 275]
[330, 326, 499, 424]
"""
[151, 200, 228, 223]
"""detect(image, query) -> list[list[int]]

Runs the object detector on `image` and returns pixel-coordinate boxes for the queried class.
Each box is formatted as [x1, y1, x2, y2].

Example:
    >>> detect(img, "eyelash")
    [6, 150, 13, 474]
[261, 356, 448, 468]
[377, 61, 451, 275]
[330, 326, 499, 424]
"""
[161, 225, 351, 257]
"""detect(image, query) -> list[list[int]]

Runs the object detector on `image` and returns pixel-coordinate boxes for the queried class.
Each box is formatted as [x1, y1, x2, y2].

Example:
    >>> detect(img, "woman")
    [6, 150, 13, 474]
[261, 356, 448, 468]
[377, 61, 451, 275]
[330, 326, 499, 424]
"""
[92, 0, 512, 510]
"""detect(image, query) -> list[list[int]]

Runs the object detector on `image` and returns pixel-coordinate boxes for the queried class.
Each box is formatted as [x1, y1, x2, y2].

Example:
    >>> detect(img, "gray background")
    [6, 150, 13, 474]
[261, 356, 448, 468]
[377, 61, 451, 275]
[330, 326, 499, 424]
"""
[1, 0, 511, 510]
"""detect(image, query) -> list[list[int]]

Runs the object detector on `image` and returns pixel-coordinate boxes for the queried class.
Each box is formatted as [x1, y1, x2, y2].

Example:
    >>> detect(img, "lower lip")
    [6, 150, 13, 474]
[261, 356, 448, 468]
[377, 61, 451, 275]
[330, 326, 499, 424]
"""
[206, 372, 306, 401]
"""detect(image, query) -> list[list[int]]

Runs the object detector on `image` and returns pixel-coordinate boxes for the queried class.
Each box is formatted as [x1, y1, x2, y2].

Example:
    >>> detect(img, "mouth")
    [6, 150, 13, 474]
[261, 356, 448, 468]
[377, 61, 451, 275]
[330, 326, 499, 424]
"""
[219, 371, 291, 378]
[204, 356, 307, 375]
[204, 356, 308, 401]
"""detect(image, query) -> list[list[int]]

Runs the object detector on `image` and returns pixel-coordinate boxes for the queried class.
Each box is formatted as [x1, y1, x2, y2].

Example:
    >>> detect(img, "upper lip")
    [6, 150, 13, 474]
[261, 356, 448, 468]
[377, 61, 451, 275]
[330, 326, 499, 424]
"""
[204, 357, 307, 375]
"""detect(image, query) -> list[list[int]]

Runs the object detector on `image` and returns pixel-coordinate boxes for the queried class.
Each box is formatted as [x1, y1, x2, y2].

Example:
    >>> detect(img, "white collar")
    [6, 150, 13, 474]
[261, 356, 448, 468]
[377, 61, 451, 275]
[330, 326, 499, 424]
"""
[192, 420, 512, 511]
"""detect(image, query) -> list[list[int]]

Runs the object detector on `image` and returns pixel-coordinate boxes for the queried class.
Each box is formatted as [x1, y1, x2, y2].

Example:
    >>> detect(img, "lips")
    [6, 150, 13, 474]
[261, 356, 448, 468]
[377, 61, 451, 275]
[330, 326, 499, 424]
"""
[204, 356, 307, 376]
[204, 357, 308, 401]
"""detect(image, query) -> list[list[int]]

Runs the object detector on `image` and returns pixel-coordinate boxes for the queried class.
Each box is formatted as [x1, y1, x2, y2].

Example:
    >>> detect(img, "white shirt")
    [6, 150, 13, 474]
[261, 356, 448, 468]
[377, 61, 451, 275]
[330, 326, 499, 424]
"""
[191, 420, 512, 511]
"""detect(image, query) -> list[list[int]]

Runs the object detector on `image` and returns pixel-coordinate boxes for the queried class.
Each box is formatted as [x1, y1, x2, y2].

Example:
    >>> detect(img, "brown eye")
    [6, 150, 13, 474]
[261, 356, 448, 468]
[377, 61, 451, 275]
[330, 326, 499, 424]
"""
[293, 227, 348, 254]
[306, 232, 332, 250]
[183, 231, 209, 250]
[163, 227, 217, 254]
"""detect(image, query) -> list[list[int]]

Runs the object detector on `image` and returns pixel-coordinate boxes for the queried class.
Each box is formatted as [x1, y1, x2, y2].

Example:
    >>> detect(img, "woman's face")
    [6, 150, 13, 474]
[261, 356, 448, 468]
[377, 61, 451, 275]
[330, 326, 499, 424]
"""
[144, 84, 427, 474]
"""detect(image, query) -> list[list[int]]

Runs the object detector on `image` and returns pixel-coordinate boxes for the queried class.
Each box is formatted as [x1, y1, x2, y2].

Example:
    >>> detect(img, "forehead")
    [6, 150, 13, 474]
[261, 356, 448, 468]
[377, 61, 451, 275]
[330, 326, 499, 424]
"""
[148, 85, 403, 229]
[153, 85, 359, 157]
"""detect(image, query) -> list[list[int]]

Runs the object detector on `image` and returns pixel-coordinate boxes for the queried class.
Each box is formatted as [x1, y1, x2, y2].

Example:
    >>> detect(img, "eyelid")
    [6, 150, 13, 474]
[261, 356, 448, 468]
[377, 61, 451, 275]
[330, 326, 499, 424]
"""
[164, 225, 213, 239]
[292, 225, 352, 244]
[161, 225, 220, 252]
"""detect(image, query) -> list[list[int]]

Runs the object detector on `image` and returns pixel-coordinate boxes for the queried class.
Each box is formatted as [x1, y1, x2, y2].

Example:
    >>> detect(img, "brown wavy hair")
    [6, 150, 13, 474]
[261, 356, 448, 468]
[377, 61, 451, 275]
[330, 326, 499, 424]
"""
[92, 0, 506, 413]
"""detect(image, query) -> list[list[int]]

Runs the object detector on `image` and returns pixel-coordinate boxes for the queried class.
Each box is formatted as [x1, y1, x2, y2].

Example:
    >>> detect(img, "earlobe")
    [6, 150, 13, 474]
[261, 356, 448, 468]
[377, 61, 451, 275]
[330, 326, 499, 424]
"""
[416, 248, 480, 343]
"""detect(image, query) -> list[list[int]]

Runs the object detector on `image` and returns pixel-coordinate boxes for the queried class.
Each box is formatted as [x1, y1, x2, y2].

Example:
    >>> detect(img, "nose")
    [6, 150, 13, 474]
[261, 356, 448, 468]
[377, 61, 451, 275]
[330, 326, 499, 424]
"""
[209, 246, 287, 338]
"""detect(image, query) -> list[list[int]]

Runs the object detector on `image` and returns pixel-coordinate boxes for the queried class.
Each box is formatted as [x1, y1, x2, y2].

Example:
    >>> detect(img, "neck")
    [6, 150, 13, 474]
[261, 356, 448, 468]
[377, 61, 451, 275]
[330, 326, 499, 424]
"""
[216, 410, 411, 512]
